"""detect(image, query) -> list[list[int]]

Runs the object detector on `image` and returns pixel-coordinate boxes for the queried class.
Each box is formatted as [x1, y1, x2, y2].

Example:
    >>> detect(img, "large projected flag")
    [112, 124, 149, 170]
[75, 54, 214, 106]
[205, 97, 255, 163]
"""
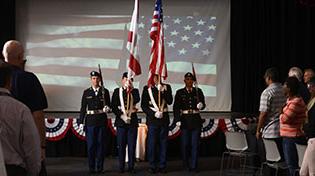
[147, 0, 167, 87]
[22, 0, 230, 111]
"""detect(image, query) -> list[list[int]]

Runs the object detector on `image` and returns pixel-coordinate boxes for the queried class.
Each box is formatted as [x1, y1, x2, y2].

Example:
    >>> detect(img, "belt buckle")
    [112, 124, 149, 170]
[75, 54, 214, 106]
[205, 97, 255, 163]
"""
[188, 109, 193, 114]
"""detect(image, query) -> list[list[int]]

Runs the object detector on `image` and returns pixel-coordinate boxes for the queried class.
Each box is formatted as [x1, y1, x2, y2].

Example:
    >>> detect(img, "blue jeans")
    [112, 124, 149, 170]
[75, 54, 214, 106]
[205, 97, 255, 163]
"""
[147, 125, 168, 169]
[282, 137, 299, 176]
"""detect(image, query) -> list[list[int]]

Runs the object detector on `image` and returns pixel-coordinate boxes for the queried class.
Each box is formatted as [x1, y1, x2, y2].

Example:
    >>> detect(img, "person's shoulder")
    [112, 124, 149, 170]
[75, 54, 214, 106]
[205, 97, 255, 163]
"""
[142, 85, 149, 90]
[176, 87, 185, 93]
[6, 96, 31, 112]
[84, 87, 92, 93]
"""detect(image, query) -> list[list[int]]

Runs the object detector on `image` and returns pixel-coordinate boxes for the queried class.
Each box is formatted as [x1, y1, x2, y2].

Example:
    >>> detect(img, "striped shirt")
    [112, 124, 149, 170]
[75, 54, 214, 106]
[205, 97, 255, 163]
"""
[259, 83, 286, 138]
[280, 96, 307, 137]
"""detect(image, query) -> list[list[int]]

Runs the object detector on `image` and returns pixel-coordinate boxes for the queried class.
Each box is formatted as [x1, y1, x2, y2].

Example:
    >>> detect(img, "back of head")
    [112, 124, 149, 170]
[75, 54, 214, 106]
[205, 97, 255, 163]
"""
[264, 67, 280, 82]
[288, 67, 303, 82]
[0, 63, 13, 88]
[2, 40, 24, 64]
[284, 76, 300, 96]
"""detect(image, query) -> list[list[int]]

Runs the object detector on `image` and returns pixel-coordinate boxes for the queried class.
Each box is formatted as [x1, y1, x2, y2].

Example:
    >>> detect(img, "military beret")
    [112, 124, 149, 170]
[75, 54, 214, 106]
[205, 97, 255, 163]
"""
[122, 72, 128, 78]
[90, 71, 100, 77]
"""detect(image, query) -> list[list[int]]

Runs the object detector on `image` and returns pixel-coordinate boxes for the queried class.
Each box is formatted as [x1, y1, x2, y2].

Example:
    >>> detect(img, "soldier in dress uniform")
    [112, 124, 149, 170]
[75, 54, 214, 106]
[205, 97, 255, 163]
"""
[173, 72, 206, 173]
[141, 74, 173, 174]
[79, 71, 111, 174]
[111, 72, 140, 173]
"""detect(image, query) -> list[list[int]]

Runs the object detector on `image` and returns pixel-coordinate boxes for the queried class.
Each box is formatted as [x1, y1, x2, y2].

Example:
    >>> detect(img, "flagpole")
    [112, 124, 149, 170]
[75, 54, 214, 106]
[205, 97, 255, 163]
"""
[158, 74, 161, 111]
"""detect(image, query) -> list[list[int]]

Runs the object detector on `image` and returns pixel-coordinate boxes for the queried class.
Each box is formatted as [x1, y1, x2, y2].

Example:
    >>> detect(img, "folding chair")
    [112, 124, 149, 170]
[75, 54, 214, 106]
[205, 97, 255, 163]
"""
[220, 131, 255, 176]
[294, 143, 307, 175]
[261, 139, 287, 176]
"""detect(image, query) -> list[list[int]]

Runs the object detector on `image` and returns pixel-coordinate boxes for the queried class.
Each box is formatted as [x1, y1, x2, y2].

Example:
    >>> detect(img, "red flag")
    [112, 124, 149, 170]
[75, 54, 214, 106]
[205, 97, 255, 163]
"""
[147, 0, 167, 87]
[126, 0, 141, 93]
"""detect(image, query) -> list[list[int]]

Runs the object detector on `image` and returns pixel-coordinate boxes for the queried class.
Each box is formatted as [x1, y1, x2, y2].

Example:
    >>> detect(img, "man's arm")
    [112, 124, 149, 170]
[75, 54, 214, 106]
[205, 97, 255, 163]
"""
[256, 111, 268, 139]
[22, 108, 41, 176]
[32, 110, 46, 160]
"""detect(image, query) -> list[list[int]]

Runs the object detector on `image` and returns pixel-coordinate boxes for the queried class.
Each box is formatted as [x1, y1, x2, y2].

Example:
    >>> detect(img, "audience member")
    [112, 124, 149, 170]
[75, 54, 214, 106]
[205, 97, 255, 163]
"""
[304, 68, 315, 84]
[0, 63, 41, 176]
[2, 40, 48, 175]
[280, 76, 307, 176]
[288, 66, 310, 103]
[256, 67, 286, 158]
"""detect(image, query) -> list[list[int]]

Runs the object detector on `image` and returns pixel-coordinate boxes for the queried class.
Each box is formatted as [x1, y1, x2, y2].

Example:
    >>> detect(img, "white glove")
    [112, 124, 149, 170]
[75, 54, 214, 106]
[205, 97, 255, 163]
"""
[103, 105, 111, 113]
[176, 121, 181, 127]
[157, 84, 166, 92]
[79, 124, 84, 129]
[121, 114, 131, 124]
[197, 102, 203, 110]
[154, 111, 163, 119]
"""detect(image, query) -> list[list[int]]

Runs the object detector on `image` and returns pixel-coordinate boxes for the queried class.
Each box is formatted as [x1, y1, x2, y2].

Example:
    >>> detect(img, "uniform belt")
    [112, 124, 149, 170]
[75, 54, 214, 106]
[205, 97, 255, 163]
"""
[86, 109, 104, 115]
[150, 107, 168, 112]
[182, 109, 200, 114]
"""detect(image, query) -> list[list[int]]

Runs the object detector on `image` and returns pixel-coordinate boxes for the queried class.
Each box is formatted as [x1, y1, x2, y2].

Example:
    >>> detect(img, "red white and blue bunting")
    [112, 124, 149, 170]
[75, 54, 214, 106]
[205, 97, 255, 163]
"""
[201, 119, 219, 138]
[71, 118, 86, 140]
[45, 117, 252, 141]
[45, 117, 71, 141]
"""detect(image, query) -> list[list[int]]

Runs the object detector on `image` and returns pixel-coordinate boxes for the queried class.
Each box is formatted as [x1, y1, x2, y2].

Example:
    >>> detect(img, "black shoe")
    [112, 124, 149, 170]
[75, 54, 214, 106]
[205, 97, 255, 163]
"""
[158, 168, 167, 174]
[148, 168, 156, 174]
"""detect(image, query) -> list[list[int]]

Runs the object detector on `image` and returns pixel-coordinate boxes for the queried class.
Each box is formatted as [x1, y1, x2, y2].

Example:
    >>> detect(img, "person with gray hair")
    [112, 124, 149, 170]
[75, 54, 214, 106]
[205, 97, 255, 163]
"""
[2, 40, 48, 175]
[304, 68, 315, 84]
[288, 66, 310, 103]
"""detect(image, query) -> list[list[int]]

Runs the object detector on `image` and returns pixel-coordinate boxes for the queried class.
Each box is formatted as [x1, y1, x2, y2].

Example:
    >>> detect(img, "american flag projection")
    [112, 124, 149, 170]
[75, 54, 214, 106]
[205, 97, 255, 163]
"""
[18, 0, 230, 111]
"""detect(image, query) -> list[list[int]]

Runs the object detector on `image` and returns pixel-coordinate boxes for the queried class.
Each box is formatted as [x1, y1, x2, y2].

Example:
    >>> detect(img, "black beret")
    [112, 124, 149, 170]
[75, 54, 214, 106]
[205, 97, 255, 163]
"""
[122, 72, 128, 78]
[90, 71, 100, 77]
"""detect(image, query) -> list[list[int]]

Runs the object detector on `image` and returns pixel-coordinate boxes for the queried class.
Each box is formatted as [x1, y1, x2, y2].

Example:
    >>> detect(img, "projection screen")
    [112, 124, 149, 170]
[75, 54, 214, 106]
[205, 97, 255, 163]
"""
[15, 0, 230, 112]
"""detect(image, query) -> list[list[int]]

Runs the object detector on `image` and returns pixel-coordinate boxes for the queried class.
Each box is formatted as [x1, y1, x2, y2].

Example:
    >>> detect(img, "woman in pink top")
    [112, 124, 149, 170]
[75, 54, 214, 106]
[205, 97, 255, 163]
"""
[280, 76, 307, 176]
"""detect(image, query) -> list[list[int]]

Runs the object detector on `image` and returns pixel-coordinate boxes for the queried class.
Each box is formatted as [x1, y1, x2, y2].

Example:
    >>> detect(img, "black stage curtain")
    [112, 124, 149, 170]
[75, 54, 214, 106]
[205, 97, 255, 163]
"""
[0, 0, 15, 48]
[231, 0, 315, 114]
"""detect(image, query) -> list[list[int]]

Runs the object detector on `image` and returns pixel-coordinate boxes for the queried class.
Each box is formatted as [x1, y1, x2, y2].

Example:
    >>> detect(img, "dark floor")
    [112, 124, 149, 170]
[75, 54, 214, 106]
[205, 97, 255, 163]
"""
[46, 157, 261, 176]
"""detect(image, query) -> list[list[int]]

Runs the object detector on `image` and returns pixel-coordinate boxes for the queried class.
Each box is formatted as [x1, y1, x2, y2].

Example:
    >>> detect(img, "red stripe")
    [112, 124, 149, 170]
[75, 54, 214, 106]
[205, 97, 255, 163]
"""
[32, 16, 130, 26]
[128, 54, 141, 75]
[28, 48, 123, 58]
[28, 30, 125, 43]
[127, 31, 133, 42]
[28, 65, 118, 77]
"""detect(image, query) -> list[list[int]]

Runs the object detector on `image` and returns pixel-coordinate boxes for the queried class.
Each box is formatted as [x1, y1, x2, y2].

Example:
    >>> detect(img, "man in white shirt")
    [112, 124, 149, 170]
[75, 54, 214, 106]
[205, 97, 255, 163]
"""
[0, 64, 41, 176]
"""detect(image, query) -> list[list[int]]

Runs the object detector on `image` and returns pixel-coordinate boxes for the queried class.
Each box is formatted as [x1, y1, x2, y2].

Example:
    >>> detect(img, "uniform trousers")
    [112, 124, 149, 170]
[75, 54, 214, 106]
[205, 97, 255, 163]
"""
[147, 125, 168, 169]
[86, 126, 106, 172]
[116, 126, 137, 171]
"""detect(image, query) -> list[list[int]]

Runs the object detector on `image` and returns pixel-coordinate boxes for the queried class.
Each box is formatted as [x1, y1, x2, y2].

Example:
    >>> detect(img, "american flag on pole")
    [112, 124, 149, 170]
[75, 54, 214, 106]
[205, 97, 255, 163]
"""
[126, 0, 141, 93]
[147, 0, 167, 87]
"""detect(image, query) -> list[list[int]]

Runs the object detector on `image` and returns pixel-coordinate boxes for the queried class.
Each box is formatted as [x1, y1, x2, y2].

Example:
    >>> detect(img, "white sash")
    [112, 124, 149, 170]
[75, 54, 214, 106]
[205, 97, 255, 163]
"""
[148, 87, 159, 112]
[119, 87, 127, 115]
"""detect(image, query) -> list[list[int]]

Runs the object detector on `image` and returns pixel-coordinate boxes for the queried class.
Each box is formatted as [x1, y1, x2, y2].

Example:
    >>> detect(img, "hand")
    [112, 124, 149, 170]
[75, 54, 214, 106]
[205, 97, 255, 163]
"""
[79, 124, 84, 129]
[103, 105, 111, 113]
[197, 102, 203, 110]
[157, 84, 166, 92]
[121, 114, 131, 124]
[154, 111, 163, 119]
[256, 131, 262, 139]
[176, 121, 181, 127]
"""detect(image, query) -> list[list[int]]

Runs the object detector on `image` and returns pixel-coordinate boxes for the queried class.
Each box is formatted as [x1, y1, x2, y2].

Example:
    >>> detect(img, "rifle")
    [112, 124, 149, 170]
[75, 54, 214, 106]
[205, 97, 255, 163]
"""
[98, 64, 107, 107]
[192, 62, 200, 103]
